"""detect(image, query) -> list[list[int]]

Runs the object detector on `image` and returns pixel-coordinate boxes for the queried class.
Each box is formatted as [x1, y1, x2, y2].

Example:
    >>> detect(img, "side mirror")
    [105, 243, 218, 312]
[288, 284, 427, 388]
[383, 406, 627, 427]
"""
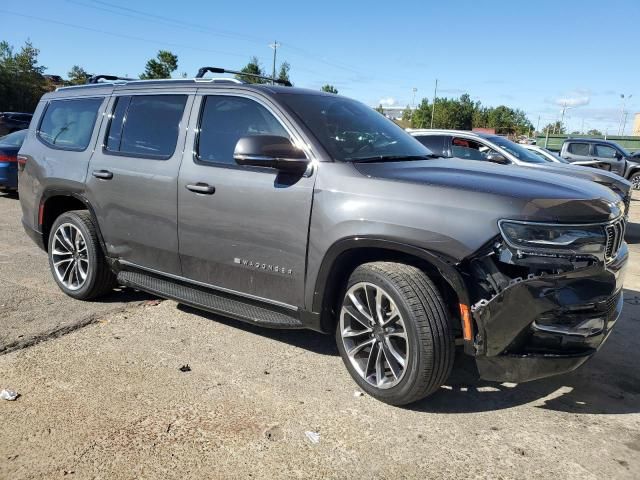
[234, 135, 309, 172]
[615, 152, 623, 160]
[485, 151, 510, 165]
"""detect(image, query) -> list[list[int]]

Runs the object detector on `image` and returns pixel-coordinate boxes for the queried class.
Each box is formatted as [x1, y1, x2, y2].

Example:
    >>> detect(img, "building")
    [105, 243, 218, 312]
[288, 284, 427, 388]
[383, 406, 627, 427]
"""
[633, 113, 640, 136]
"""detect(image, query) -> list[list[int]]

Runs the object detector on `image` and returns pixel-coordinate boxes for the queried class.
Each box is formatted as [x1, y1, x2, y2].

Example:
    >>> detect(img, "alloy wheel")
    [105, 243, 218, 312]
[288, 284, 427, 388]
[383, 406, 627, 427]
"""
[632, 176, 640, 190]
[51, 223, 89, 291]
[339, 282, 409, 389]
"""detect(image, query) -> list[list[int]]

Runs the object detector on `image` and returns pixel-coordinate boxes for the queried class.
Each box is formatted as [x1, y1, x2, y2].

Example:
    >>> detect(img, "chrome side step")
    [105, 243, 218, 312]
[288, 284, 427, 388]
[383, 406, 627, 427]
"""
[117, 270, 304, 329]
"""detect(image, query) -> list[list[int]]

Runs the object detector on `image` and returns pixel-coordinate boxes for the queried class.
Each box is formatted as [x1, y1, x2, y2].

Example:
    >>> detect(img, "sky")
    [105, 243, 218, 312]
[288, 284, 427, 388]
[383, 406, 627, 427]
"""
[2, 0, 639, 134]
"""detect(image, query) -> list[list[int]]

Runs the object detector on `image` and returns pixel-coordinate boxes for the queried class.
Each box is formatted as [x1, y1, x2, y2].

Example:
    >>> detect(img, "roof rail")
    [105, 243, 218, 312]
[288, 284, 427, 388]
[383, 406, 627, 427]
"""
[195, 66, 292, 87]
[86, 74, 135, 84]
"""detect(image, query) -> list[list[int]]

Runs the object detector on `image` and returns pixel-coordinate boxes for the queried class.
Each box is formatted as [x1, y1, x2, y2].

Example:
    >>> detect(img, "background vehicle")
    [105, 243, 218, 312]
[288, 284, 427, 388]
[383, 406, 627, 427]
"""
[0, 112, 32, 136]
[0, 129, 27, 191]
[18, 71, 629, 406]
[560, 138, 640, 188]
[409, 129, 632, 205]
[522, 144, 569, 163]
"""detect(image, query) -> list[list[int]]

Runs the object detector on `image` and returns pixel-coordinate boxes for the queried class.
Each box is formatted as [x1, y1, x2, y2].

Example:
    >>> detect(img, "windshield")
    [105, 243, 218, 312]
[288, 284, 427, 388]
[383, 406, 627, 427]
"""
[488, 136, 548, 164]
[528, 146, 570, 164]
[609, 141, 631, 157]
[279, 93, 432, 162]
[0, 129, 27, 148]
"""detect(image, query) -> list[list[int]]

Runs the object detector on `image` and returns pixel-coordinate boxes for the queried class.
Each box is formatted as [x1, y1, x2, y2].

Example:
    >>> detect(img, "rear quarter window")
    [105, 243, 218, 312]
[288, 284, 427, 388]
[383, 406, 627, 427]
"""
[567, 142, 590, 156]
[37, 98, 103, 151]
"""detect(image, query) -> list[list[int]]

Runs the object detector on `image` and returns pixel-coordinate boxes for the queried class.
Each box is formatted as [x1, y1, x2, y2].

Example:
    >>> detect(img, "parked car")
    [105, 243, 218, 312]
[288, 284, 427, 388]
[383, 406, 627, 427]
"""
[409, 129, 632, 207]
[0, 129, 27, 191]
[18, 70, 629, 405]
[560, 138, 640, 188]
[0, 112, 32, 136]
[522, 144, 569, 163]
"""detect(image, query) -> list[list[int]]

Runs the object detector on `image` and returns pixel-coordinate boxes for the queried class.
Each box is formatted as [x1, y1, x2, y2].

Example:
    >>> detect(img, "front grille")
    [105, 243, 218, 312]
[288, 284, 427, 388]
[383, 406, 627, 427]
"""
[604, 217, 626, 262]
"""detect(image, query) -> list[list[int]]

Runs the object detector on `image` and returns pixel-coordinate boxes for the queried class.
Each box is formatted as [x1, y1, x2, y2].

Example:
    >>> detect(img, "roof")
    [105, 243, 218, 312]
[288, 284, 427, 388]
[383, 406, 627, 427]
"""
[50, 77, 333, 99]
[407, 129, 496, 139]
[562, 137, 619, 144]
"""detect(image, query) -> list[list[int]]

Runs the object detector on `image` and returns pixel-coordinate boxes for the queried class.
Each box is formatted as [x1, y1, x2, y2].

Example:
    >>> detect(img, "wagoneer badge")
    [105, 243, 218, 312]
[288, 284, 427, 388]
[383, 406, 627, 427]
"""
[234, 258, 293, 275]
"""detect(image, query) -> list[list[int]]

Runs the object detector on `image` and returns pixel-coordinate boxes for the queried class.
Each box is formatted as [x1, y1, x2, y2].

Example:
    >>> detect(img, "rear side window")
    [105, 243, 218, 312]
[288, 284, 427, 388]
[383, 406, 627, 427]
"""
[105, 95, 187, 159]
[197, 95, 288, 166]
[594, 144, 617, 158]
[414, 135, 447, 156]
[38, 98, 103, 150]
[567, 142, 590, 156]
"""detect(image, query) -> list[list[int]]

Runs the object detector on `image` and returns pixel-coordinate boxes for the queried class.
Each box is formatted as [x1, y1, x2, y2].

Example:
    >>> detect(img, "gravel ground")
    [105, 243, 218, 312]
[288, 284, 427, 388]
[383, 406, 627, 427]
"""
[1, 190, 639, 479]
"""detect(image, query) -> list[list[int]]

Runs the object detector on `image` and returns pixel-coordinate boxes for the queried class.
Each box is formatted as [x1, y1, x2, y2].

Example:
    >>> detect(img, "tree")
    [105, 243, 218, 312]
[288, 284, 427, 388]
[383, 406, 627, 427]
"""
[375, 104, 385, 114]
[587, 128, 602, 136]
[542, 121, 566, 135]
[0, 40, 48, 112]
[321, 84, 338, 94]
[140, 50, 178, 79]
[277, 61, 291, 84]
[236, 56, 268, 84]
[67, 65, 90, 85]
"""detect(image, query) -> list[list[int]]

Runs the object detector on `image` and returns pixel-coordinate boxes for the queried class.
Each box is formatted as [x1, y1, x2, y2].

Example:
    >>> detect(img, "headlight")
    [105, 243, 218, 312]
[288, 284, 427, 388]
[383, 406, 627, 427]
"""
[498, 220, 606, 256]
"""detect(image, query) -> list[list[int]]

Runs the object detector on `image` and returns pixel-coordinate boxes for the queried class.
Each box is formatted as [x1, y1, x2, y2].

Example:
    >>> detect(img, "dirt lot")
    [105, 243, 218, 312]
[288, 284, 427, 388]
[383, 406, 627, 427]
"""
[1, 190, 639, 479]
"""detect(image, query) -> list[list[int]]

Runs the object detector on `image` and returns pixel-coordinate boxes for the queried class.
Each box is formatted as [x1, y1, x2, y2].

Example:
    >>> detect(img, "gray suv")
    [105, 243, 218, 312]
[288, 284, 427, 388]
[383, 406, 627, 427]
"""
[18, 69, 629, 405]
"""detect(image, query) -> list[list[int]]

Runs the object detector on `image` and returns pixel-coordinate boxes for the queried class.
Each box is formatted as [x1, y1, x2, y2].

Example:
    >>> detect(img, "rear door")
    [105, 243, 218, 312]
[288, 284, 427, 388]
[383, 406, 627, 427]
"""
[86, 91, 194, 275]
[177, 92, 316, 308]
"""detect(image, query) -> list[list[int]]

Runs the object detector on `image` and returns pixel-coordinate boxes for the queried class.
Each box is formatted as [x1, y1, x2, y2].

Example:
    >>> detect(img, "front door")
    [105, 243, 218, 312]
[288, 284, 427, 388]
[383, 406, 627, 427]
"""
[86, 92, 194, 275]
[592, 143, 626, 176]
[177, 93, 316, 308]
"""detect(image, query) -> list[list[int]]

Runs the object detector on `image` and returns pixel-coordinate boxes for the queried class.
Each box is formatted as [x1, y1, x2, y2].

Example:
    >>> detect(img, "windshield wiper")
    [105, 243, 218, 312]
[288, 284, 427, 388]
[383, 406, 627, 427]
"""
[349, 154, 437, 163]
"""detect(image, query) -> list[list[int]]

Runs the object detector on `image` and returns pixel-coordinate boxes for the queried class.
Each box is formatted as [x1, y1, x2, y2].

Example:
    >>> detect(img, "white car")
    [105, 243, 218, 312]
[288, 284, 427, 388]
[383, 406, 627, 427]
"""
[522, 144, 569, 163]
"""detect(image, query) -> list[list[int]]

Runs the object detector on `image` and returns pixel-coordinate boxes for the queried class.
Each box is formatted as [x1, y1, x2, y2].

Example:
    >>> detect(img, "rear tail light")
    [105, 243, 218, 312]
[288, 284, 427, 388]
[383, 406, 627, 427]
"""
[0, 154, 17, 163]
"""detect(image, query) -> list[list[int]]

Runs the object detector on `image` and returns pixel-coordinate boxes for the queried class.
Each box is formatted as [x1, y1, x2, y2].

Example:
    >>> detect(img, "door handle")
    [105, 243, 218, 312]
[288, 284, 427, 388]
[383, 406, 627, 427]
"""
[186, 183, 215, 194]
[92, 169, 113, 180]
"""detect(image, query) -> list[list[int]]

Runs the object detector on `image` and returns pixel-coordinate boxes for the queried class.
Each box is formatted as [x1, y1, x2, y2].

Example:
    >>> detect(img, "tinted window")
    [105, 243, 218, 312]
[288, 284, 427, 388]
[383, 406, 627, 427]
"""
[567, 142, 590, 156]
[279, 93, 429, 162]
[106, 95, 187, 158]
[414, 135, 445, 156]
[38, 98, 103, 150]
[594, 144, 618, 158]
[198, 96, 289, 165]
[487, 136, 547, 164]
[451, 137, 488, 161]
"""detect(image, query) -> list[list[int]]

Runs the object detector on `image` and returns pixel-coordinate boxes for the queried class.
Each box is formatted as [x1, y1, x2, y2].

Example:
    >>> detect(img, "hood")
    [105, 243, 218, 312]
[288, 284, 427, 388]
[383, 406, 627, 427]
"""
[353, 158, 624, 223]
[524, 162, 631, 199]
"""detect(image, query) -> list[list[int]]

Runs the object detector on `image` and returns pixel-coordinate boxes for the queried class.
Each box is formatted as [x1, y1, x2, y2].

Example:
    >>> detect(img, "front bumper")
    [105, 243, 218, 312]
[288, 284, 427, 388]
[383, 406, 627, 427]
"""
[472, 243, 628, 383]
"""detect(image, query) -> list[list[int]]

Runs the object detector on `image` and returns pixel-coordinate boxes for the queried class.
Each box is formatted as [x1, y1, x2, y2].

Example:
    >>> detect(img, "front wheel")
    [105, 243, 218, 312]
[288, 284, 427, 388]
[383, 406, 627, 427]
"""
[629, 171, 640, 190]
[336, 262, 455, 406]
[48, 210, 116, 300]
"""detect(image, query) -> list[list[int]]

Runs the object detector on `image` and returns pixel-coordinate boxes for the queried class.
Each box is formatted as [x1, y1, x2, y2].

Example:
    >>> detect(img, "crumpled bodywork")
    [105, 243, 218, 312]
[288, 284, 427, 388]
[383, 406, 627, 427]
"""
[467, 241, 628, 383]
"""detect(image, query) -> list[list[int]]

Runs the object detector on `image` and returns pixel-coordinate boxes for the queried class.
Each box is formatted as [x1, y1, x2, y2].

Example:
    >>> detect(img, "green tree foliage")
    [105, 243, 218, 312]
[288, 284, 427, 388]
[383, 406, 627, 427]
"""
[321, 84, 338, 94]
[587, 128, 602, 136]
[542, 121, 566, 135]
[277, 61, 291, 83]
[67, 65, 90, 85]
[375, 104, 385, 114]
[0, 40, 48, 112]
[236, 56, 268, 84]
[140, 50, 178, 79]
[406, 93, 533, 135]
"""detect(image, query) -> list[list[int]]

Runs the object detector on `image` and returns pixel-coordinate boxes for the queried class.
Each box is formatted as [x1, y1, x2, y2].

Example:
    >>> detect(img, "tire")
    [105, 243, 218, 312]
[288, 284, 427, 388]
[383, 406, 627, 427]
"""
[629, 171, 640, 190]
[336, 262, 455, 406]
[47, 210, 116, 300]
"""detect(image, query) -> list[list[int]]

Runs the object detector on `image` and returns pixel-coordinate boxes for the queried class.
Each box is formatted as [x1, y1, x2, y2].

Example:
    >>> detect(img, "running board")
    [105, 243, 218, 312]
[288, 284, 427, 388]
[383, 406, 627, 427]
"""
[117, 270, 304, 329]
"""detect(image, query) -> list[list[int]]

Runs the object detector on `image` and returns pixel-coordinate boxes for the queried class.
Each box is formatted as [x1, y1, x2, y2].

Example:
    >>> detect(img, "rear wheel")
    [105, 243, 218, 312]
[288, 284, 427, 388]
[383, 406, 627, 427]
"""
[630, 171, 640, 190]
[336, 262, 455, 406]
[48, 210, 116, 300]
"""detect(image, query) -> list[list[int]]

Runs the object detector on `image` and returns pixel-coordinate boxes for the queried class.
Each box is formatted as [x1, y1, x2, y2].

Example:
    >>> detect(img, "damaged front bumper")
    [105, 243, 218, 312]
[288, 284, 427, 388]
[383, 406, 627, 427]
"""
[469, 243, 628, 383]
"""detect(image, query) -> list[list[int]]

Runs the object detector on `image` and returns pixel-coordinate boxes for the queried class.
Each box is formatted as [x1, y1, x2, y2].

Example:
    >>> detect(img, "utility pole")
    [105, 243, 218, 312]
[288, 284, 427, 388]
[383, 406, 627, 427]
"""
[619, 94, 632, 135]
[430, 79, 438, 129]
[622, 111, 629, 136]
[580, 118, 585, 134]
[269, 41, 281, 84]
[536, 115, 540, 134]
[411, 87, 417, 109]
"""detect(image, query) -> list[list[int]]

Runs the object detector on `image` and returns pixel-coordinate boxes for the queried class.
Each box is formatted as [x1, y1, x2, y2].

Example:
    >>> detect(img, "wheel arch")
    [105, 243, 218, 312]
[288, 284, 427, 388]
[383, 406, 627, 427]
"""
[311, 237, 470, 335]
[39, 191, 107, 255]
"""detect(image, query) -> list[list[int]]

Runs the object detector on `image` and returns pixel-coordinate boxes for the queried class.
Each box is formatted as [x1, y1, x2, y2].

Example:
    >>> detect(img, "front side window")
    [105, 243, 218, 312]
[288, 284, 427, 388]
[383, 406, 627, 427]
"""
[197, 95, 289, 165]
[38, 97, 103, 150]
[105, 95, 187, 159]
[568, 142, 590, 156]
[594, 144, 618, 158]
[451, 137, 488, 161]
[414, 135, 444, 156]
[487, 136, 547, 164]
